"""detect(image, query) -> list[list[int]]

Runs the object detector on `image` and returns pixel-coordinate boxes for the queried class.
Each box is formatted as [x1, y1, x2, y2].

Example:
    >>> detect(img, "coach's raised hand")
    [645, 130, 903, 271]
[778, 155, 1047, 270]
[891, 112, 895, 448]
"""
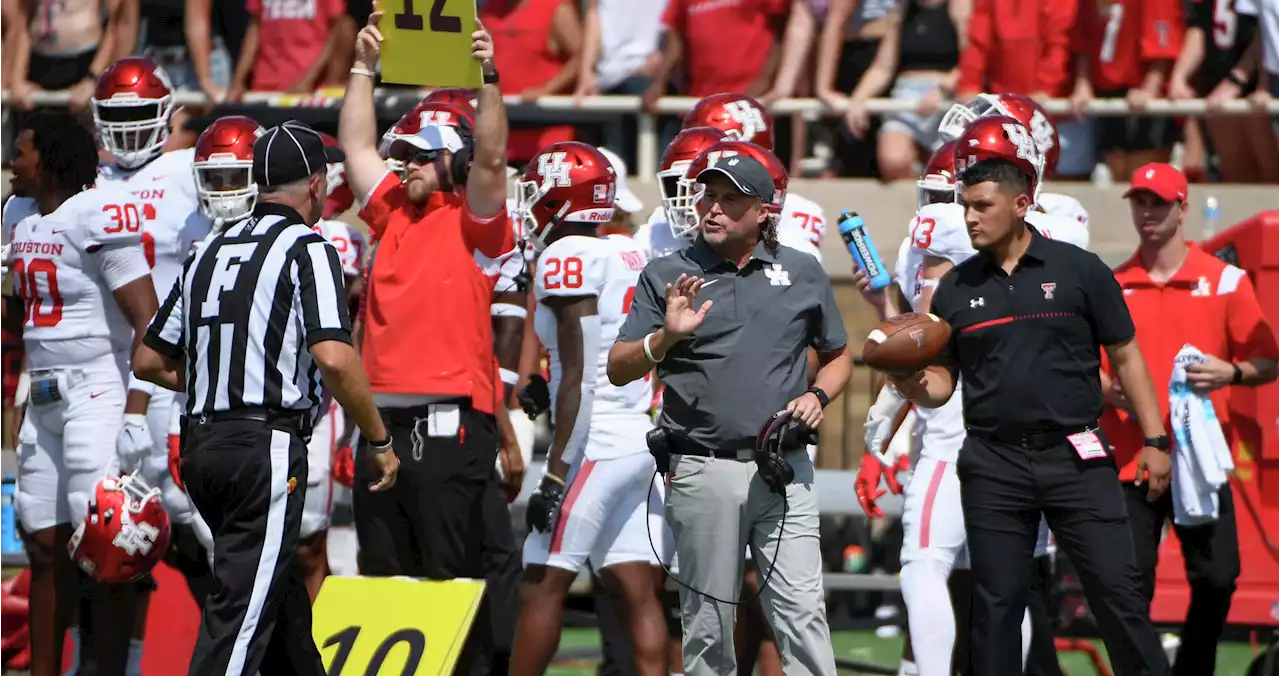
[664, 273, 712, 338]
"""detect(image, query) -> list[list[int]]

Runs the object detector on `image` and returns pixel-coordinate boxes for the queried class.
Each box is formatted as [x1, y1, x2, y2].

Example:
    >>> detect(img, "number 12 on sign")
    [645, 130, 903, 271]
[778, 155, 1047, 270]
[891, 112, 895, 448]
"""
[380, 0, 482, 88]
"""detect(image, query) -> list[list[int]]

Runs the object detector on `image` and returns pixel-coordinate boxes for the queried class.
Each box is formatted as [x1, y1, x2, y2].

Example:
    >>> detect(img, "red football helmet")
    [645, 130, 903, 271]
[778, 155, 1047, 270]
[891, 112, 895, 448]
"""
[952, 116, 1042, 198]
[380, 100, 475, 173]
[193, 116, 265, 225]
[68, 473, 171, 584]
[317, 132, 354, 218]
[682, 93, 774, 149]
[514, 141, 617, 250]
[672, 141, 788, 233]
[939, 93, 1058, 175]
[92, 57, 175, 169]
[423, 88, 478, 117]
[657, 126, 727, 238]
[917, 141, 958, 208]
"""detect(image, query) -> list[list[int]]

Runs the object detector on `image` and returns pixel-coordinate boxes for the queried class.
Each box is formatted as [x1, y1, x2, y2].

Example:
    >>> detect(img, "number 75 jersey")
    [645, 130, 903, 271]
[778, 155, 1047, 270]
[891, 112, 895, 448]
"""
[5, 188, 149, 354]
[533, 234, 651, 420]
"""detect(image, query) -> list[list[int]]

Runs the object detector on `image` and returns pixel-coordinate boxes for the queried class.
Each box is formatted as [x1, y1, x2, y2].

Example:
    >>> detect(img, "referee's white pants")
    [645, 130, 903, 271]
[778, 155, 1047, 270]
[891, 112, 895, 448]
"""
[665, 450, 836, 676]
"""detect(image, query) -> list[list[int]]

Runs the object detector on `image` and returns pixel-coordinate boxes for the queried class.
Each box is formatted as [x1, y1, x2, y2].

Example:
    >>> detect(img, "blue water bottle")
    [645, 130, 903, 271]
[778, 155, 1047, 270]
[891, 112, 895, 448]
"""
[0, 473, 22, 558]
[838, 211, 892, 291]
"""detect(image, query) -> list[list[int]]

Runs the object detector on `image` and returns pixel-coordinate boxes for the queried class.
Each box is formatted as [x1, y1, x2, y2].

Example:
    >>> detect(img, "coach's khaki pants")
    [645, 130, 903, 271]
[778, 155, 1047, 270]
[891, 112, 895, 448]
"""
[666, 450, 837, 676]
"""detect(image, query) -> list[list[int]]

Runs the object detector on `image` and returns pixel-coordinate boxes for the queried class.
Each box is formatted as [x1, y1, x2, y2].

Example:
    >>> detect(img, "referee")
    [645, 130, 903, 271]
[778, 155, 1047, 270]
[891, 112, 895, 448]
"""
[133, 120, 399, 676]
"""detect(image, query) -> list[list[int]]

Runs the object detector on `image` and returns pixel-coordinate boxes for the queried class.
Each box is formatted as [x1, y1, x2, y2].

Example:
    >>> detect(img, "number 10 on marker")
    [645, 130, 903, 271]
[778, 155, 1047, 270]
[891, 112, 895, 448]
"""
[380, 0, 483, 88]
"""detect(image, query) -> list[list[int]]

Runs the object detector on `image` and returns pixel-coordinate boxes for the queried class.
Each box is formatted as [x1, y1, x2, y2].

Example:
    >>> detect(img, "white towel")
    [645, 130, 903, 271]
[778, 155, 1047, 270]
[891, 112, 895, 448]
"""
[1169, 345, 1235, 526]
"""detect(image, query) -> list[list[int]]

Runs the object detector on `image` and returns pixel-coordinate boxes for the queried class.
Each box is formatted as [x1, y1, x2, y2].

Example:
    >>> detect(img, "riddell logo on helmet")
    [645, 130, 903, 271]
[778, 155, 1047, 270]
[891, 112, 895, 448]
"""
[572, 208, 615, 222]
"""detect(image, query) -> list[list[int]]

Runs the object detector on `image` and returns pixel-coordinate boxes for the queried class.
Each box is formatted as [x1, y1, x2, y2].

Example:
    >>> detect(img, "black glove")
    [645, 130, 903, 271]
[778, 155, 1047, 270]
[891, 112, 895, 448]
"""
[754, 410, 798, 495]
[525, 474, 565, 533]
[517, 374, 551, 420]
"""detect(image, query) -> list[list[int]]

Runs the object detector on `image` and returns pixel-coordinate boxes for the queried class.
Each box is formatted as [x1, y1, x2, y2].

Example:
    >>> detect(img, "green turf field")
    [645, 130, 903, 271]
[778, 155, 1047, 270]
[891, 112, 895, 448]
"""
[546, 628, 1262, 675]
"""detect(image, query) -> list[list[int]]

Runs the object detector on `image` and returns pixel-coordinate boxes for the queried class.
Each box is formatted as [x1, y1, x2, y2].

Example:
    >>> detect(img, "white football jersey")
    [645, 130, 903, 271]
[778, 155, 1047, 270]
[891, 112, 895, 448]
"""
[494, 201, 534, 294]
[900, 202, 973, 463]
[7, 188, 148, 368]
[312, 219, 367, 279]
[633, 208, 690, 262]
[1037, 193, 1090, 234]
[900, 203, 975, 308]
[777, 193, 825, 262]
[96, 149, 212, 301]
[534, 234, 651, 463]
[1026, 209, 1089, 249]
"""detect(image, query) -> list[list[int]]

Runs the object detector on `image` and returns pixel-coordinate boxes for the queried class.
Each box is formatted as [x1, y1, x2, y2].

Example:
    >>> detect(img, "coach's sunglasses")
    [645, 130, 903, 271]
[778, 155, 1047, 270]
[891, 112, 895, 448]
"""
[387, 139, 445, 169]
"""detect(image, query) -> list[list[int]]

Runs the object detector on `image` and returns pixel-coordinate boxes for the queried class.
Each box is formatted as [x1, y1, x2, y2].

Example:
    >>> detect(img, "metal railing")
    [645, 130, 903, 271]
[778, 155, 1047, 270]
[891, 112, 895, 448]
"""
[3, 91, 1276, 179]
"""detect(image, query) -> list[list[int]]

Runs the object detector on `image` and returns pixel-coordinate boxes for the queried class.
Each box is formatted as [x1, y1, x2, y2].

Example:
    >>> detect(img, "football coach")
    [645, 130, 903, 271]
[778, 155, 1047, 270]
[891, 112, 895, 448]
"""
[133, 120, 399, 676]
[607, 154, 851, 676]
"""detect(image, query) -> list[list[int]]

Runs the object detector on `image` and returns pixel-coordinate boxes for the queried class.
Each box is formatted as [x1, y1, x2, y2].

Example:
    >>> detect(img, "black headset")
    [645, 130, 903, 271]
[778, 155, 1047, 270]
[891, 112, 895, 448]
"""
[449, 117, 476, 186]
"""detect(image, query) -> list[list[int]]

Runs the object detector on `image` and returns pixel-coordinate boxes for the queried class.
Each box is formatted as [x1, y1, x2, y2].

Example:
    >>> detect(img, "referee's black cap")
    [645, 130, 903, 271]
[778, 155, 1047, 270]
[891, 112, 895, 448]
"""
[252, 120, 345, 188]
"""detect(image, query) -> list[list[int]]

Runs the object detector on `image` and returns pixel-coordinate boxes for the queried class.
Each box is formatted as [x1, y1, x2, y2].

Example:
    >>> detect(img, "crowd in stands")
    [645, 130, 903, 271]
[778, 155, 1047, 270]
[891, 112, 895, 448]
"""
[1, 0, 1277, 183]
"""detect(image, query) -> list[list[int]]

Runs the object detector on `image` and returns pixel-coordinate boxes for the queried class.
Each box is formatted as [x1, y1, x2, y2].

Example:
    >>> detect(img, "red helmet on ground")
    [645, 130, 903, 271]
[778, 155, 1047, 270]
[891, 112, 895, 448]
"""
[682, 93, 774, 149]
[193, 116, 264, 225]
[92, 57, 175, 169]
[381, 101, 475, 173]
[952, 116, 1042, 199]
[68, 473, 171, 584]
[317, 132, 354, 218]
[514, 141, 617, 251]
[423, 88, 478, 118]
[917, 141, 958, 208]
[939, 93, 1058, 175]
[658, 126, 727, 238]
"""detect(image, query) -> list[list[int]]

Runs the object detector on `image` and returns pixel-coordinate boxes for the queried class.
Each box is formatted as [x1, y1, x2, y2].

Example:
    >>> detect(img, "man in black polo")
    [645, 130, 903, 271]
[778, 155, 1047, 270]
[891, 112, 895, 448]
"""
[133, 120, 398, 676]
[891, 120, 1172, 676]
[607, 154, 851, 676]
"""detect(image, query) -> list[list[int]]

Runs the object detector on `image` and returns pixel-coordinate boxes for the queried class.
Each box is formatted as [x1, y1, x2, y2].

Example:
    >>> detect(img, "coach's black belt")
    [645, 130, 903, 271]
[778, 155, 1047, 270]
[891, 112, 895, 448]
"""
[968, 422, 1098, 451]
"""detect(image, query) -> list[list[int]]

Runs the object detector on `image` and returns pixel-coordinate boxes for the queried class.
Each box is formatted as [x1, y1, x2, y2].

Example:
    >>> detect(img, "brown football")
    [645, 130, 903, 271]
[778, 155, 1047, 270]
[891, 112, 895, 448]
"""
[861, 312, 952, 375]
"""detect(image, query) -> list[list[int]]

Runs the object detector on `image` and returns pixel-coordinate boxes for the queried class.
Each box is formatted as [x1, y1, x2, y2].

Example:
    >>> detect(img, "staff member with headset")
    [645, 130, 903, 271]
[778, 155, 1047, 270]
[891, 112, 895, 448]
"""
[607, 154, 851, 676]
[336, 7, 521, 673]
[132, 120, 399, 676]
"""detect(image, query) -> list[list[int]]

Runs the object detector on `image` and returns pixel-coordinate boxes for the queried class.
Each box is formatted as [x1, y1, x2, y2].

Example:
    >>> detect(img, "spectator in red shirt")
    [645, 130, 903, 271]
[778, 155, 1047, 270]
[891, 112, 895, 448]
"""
[481, 0, 583, 164]
[227, 0, 348, 100]
[955, 0, 1077, 101]
[642, 0, 789, 111]
[1071, 0, 1184, 180]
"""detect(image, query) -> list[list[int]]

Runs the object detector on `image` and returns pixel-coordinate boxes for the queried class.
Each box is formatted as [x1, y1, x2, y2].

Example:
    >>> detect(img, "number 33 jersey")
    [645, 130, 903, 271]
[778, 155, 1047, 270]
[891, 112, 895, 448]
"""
[97, 149, 212, 302]
[534, 235, 652, 446]
[5, 188, 150, 368]
[900, 202, 975, 309]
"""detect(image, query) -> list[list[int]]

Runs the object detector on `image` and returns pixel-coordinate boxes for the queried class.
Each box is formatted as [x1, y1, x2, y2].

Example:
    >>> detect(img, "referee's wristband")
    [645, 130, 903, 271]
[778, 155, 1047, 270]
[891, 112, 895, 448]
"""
[367, 436, 394, 452]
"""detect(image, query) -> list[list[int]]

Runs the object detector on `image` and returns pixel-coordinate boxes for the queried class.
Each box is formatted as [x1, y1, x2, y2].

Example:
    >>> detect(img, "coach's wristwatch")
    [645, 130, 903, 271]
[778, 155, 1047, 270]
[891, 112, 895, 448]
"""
[805, 387, 830, 409]
[1143, 435, 1171, 453]
[368, 436, 394, 452]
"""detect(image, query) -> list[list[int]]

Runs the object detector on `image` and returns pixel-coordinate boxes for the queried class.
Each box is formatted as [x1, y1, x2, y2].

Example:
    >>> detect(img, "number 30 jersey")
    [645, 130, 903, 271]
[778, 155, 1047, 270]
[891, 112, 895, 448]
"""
[5, 188, 150, 369]
[97, 149, 212, 302]
[534, 234, 651, 462]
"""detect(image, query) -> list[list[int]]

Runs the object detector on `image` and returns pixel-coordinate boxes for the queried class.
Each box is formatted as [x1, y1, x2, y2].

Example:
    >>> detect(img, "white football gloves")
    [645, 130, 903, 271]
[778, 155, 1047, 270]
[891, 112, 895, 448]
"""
[864, 383, 908, 466]
[116, 414, 154, 471]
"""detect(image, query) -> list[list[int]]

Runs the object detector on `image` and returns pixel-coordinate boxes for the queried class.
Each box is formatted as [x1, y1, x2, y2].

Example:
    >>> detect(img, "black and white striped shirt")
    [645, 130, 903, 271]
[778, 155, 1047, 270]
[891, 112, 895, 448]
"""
[144, 203, 351, 418]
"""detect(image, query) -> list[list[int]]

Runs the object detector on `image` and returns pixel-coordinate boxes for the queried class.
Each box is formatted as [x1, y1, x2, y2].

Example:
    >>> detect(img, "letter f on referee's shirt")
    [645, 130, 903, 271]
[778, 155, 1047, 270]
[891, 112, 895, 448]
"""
[202, 243, 256, 318]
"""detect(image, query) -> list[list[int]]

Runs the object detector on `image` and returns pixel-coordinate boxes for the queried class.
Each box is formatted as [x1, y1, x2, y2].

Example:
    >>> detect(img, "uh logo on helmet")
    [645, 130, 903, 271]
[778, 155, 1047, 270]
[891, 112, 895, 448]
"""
[68, 472, 171, 584]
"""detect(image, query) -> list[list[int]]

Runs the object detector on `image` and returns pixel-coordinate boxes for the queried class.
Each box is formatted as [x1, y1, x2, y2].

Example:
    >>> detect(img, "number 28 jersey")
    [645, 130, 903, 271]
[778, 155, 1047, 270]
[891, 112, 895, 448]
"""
[5, 188, 149, 368]
[534, 235, 652, 452]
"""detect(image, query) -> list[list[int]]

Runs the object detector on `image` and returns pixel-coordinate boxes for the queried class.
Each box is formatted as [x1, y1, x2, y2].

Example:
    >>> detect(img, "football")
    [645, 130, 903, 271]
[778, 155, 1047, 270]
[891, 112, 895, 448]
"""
[862, 312, 952, 375]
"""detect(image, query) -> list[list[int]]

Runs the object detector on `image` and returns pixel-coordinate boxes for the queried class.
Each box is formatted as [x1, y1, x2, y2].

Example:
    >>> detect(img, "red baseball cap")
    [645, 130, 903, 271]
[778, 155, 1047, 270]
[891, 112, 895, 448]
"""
[1123, 163, 1187, 202]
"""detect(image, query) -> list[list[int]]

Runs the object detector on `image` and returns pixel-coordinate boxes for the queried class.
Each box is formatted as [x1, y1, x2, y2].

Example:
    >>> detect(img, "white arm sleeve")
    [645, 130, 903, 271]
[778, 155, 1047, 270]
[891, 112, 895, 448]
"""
[96, 244, 152, 291]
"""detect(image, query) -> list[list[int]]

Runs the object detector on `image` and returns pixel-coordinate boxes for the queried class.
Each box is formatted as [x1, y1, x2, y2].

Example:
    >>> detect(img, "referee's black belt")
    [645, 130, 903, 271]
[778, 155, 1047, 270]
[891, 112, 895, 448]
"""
[967, 422, 1098, 451]
[191, 407, 309, 430]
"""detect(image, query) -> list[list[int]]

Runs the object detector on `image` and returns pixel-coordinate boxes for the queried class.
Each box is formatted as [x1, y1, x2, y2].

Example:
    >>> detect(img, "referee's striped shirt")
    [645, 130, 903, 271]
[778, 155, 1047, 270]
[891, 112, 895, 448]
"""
[144, 203, 351, 418]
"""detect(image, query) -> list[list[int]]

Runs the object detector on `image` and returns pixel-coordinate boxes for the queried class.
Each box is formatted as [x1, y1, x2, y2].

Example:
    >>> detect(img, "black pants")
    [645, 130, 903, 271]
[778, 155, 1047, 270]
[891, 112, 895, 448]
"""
[181, 419, 324, 676]
[353, 404, 519, 675]
[1126, 483, 1240, 676]
[958, 434, 1167, 676]
[1025, 554, 1062, 676]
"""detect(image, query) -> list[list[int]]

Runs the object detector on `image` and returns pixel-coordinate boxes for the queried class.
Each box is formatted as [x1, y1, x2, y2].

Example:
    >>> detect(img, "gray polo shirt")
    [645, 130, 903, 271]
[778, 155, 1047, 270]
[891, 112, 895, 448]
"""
[617, 237, 848, 450]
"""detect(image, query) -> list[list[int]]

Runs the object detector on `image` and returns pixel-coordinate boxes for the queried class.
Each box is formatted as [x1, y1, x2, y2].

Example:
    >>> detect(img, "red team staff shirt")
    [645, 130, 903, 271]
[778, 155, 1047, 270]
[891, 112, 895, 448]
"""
[661, 0, 789, 97]
[1074, 0, 1184, 91]
[957, 0, 1079, 96]
[358, 174, 515, 415]
[246, 0, 345, 91]
[1101, 244, 1279, 482]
